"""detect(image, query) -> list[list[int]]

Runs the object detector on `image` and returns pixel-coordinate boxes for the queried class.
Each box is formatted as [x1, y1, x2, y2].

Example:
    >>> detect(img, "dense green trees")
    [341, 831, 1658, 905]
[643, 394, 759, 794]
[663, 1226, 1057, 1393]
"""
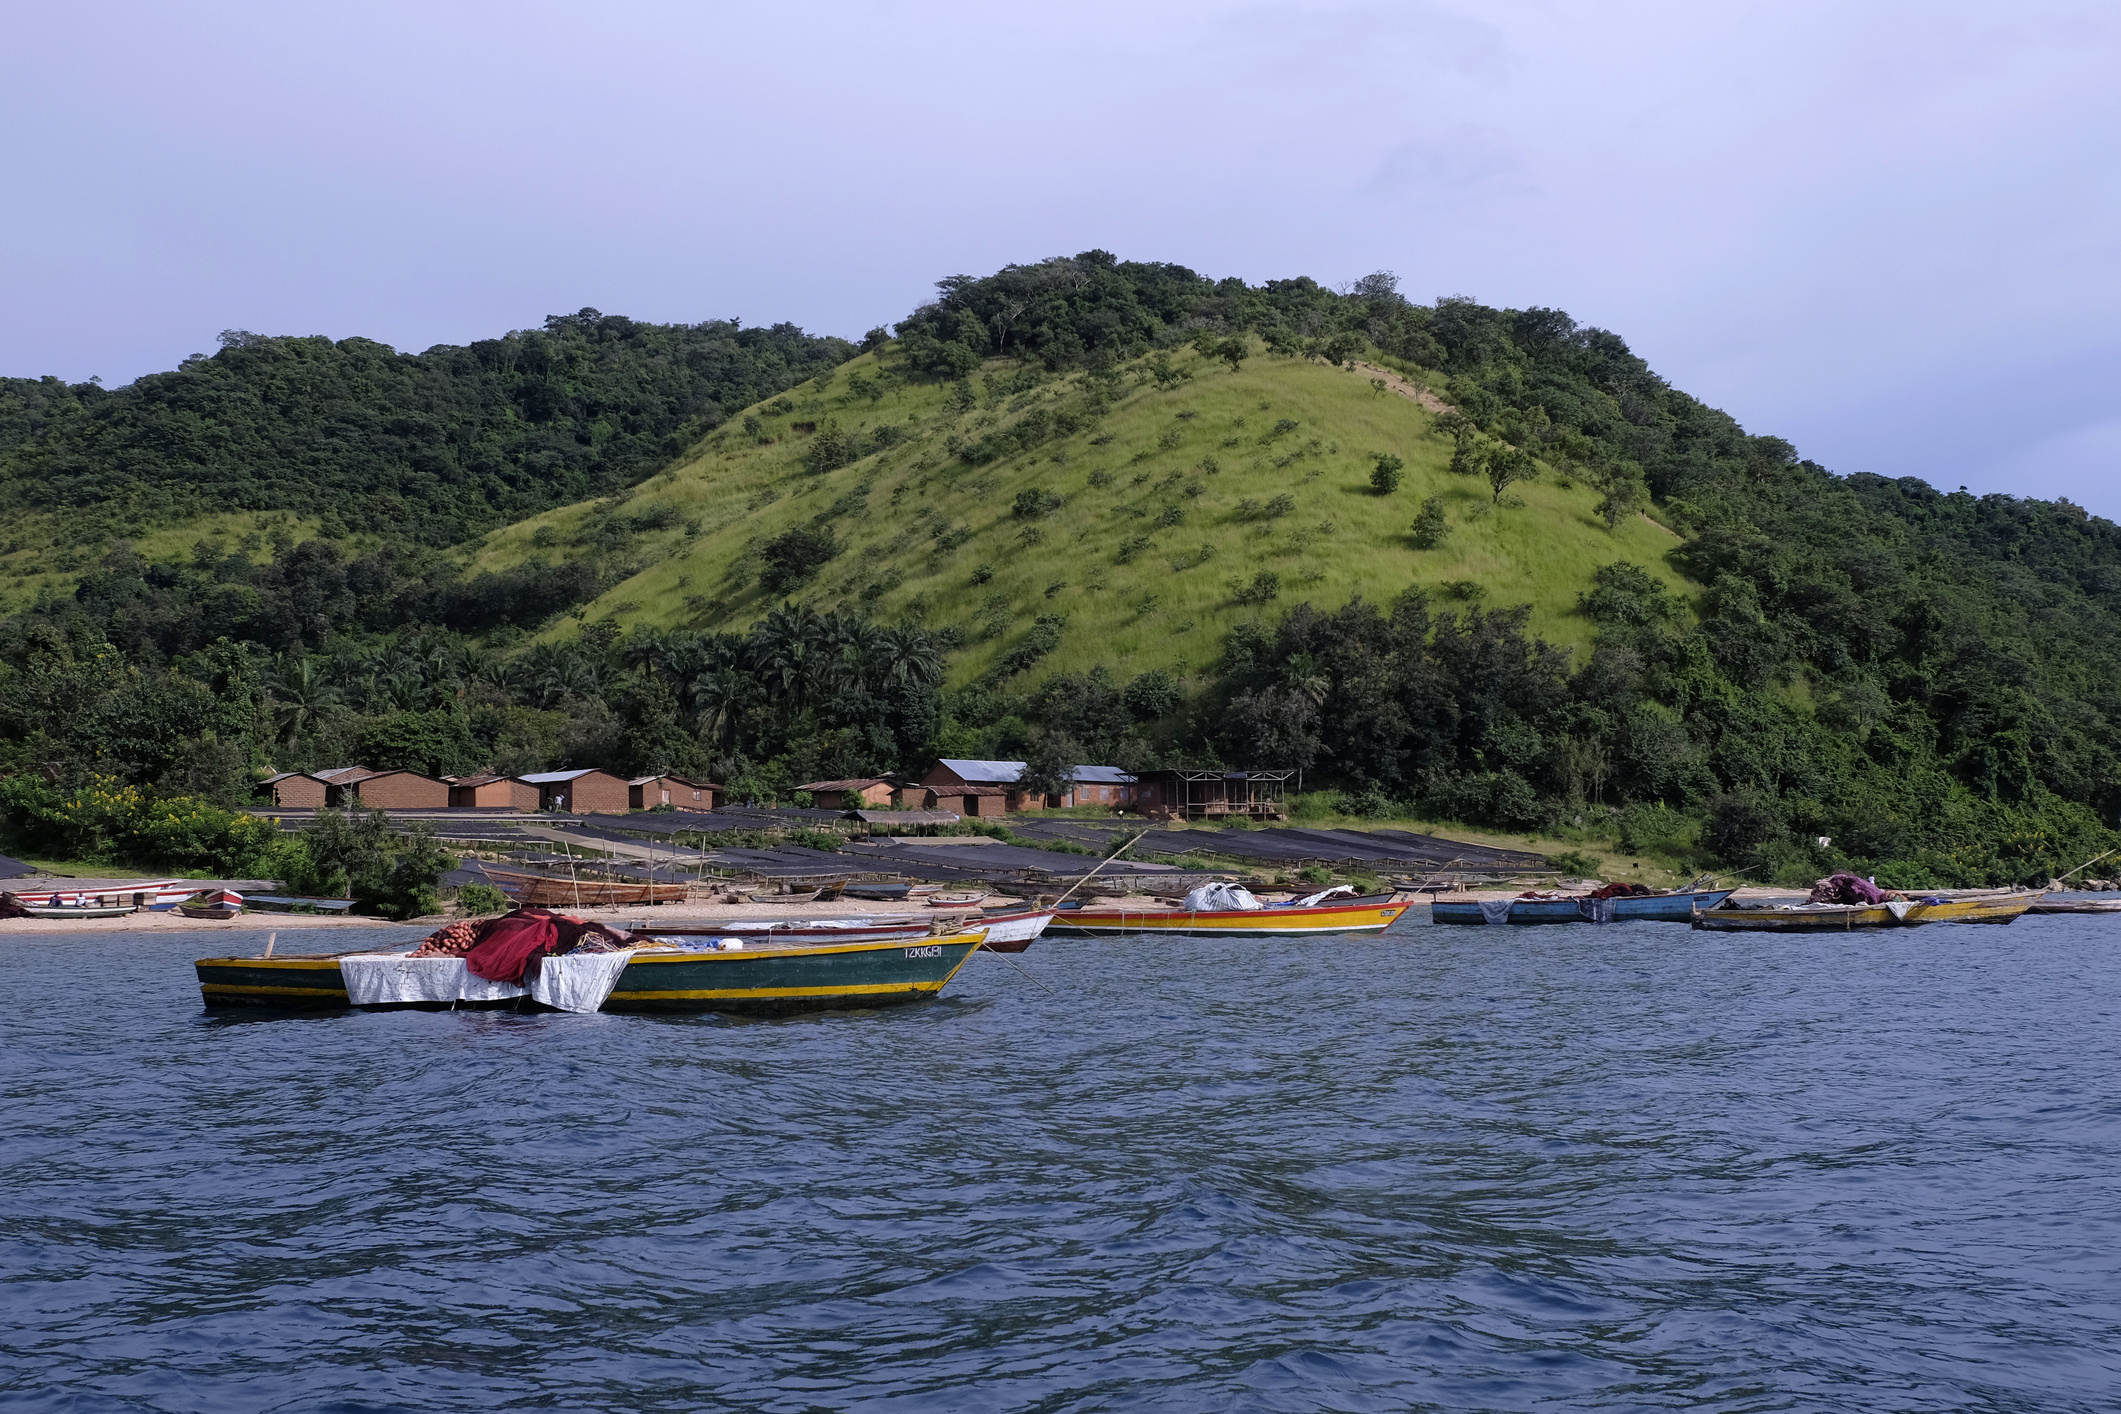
[1, 312, 853, 547]
[7, 254, 2121, 889]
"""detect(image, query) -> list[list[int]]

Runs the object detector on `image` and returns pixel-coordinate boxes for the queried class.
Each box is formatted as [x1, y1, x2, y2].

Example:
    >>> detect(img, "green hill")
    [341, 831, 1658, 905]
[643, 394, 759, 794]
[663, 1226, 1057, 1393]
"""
[0, 310, 853, 605]
[467, 341, 1690, 684]
[9, 250, 2121, 892]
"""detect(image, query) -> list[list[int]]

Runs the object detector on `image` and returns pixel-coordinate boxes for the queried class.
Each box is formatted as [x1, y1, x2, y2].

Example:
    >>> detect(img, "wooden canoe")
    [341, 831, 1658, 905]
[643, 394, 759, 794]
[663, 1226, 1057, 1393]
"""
[1432, 888, 1735, 924]
[195, 933, 986, 1016]
[966, 907, 1057, 953]
[1694, 891, 2042, 931]
[1046, 894, 1411, 937]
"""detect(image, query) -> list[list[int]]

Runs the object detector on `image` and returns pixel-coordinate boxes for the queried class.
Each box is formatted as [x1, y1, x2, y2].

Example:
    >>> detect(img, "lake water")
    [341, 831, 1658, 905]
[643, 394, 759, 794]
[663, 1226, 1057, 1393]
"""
[3, 914, 2117, 1412]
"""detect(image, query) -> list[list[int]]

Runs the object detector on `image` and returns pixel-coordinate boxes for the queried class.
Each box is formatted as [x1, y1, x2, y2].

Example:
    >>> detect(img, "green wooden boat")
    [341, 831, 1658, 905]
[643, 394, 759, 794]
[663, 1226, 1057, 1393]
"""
[196, 934, 986, 1017]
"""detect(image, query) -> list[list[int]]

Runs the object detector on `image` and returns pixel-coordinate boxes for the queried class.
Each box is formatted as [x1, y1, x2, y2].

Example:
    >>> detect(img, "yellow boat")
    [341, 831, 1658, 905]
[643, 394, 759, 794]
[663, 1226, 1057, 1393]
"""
[195, 932, 987, 1016]
[1045, 893, 1412, 937]
[1694, 891, 2043, 931]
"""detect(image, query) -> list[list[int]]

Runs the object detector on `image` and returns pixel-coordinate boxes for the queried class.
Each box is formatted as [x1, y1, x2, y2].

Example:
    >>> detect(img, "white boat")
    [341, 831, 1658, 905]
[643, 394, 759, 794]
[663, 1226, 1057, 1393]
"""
[968, 906, 1056, 953]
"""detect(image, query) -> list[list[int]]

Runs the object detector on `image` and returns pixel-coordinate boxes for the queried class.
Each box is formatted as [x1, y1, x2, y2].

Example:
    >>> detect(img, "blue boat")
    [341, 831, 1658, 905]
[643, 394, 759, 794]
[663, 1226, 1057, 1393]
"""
[1431, 888, 1735, 925]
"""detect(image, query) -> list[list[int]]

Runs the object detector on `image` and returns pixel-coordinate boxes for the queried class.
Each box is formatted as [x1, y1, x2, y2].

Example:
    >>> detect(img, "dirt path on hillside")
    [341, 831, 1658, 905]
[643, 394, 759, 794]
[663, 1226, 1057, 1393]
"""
[1347, 361, 1453, 414]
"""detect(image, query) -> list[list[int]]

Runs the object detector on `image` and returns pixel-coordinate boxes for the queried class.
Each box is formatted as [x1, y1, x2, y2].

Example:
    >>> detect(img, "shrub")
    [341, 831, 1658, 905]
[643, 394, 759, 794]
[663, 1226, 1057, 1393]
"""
[1704, 790, 1784, 863]
[1266, 493, 1296, 518]
[969, 563, 994, 585]
[758, 525, 839, 595]
[1123, 669, 1182, 720]
[1370, 454, 1405, 495]
[1231, 570, 1281, 606]
[456, 882, 510, 915]
[1013, 488, 1067, 519]
[1411, 494, 1450, 549]
[1546, 849, 1604, 879]
[0, 774, 278, 874]
[1157, 504, 1187, 528]
[297, 807, 452, 920]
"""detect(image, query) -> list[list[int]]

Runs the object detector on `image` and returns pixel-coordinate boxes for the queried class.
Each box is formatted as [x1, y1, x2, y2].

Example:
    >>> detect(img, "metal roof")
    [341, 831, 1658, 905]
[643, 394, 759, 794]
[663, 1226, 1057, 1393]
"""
[935, 759, 1133, 785]
[1070, 765, 1137, 784]
[936, 758, 1026, 784]
[517, 769, 599, 783]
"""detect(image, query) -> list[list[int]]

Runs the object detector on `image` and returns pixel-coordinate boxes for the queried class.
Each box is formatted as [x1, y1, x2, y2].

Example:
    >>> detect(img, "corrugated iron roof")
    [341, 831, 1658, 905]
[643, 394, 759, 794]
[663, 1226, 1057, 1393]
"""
[936, 758, 1026, 784]
[796, 777, 890, 792]
[518, 769, 599, 783]
[1070, 765, 1137, 784]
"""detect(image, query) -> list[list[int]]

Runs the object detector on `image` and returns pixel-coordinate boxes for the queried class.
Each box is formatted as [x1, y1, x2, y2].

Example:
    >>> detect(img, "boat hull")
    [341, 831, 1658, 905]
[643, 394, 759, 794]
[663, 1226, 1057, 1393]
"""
[197, 934, 985, 1016]
[1693, 892, 2041, 931]
[1432, 889, 1736, 925]
[1045, 899, 1410, 937]
[602, 936, 985, 1015]
[178, 905, 242, 921]
[196, 956, 352, 1009]
[628, 919, 931, 946]
[967, 908, 1056, 953]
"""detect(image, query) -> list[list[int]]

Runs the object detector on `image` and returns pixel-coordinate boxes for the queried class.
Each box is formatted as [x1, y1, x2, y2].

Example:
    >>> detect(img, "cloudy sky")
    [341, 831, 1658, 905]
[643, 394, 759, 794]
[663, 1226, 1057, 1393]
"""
[6, 2, 2117, 512]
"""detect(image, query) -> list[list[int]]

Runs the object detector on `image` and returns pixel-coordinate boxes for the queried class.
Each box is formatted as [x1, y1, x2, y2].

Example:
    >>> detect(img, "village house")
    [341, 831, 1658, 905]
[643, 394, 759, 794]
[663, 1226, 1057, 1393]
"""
[337, 769, 448, 810]
[920, 759, 1140, 813]
[795, 777, 896, 810]
[628, 775, 719, 811]
[516, 768, 631, 814]
[446, 773, 541, 810]
[255, 765, 373, 809]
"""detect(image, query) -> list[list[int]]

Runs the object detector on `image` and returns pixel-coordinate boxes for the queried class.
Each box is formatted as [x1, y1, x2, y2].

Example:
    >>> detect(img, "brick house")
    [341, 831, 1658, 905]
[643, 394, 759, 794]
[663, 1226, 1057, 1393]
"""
[921, 759, 1138, 812]
[256, 765, 372, 809]
[445, 773, 540, 809]
[340, 769, 448, 810]
[258, 771, 330, 808]
[628, 775, 719, 811]
[795, 777, 896, 810]
[516, 768, 631, 814]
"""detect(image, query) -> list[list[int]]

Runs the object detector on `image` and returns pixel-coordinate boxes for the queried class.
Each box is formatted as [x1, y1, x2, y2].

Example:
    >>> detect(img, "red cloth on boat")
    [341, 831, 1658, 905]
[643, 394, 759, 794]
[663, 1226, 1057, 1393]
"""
[459, 910, 630, 981]
[1587, 882, 1656, 900]
[463, 910, 562, 983]
[1807, 872, 1886, 905]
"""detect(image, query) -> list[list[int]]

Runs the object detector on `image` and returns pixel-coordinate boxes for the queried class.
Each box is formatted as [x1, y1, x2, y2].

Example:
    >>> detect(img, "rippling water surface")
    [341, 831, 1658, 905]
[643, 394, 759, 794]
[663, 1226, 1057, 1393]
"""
[3, 914, 2118, 1412]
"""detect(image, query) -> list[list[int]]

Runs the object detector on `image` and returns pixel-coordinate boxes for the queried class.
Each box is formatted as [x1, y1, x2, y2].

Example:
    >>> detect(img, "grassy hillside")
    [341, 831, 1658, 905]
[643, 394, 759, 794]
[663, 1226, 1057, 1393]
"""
[470, 341, 1691, 685]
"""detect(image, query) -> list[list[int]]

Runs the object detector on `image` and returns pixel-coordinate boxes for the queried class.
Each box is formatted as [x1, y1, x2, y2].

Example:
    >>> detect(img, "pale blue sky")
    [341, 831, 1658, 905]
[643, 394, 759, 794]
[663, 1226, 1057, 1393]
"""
[6, 2, 2117, 513]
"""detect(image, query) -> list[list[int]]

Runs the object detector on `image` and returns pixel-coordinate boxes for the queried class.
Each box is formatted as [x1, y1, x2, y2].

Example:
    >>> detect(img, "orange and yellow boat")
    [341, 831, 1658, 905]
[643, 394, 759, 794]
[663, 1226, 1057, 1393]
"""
[1045, 892, 1412, 937]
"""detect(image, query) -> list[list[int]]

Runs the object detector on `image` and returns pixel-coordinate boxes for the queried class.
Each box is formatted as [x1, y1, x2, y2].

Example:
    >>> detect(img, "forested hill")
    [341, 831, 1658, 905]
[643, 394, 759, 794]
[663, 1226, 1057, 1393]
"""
[0, 311, 855, 549]
[5, 250, 2121, 891]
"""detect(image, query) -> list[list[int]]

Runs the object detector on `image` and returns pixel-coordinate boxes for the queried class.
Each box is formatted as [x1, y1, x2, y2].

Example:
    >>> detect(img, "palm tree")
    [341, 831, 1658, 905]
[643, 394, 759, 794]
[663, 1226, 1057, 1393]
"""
[690, 665, 750, 751]
[622, 629, 670, 681]
[881, 624, 944, 691]
[266, 655, 342, 744]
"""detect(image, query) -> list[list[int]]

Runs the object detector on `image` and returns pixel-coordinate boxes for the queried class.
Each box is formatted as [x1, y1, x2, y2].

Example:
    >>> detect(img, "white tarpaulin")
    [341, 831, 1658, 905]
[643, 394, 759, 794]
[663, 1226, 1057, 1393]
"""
[339, 950, 637, 1013]
[1181, 883, 1262, 911]
[340, 954, 525, 1007]
[1294, 885, 1357, 907]
[1479, 899, 1515, 925]
[527, 949, 634, 1013]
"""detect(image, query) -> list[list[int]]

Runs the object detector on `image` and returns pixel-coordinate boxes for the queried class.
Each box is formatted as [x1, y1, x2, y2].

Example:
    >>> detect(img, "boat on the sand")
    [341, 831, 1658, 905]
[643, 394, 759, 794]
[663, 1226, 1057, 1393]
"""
[1431, 887, 1735, 925]
[177, 889, 244, 921]
[195, 931, 988, 1016]
[1692, 891, 2042, 931]
[9, 899, 139, 920]
[1045, 892, 1410, 937]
